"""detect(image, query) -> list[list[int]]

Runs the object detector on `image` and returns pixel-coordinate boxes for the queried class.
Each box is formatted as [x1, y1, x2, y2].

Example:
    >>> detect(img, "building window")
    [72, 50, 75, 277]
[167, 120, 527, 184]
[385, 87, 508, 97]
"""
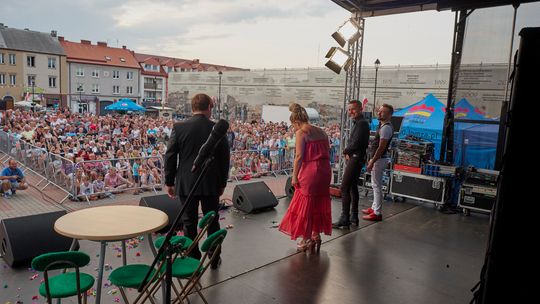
[27, 56, 36, 67]
[113, 85, 120, 94]
[9, 74, 16, 85]
[78, 103, 89, 114]
[27, 75, 36, 86]
[0, 53, 4, 64]
[76, 83, 84, 92]
[48, 76, 57, 88]
[120, 58, 126, 62]
[48, 57, 56, 69]
[144, 64, 151, 70]
[9, 54, 16, 65]
[127, 71, 134, 80]
[76, 67, 84, 77]
[113, 70, 120, 79]
[92, 69, 99, 78]
[0, 74, 5, 85]
[92, 84, 99, 93]
[145, 91, 157, 99]
[126, 86, 133, 95]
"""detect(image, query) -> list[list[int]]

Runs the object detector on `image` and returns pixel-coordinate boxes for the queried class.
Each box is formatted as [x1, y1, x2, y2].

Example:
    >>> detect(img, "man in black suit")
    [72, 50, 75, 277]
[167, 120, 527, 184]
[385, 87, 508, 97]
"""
[332, 100, 370, 228]
[164, 93, 230, 267]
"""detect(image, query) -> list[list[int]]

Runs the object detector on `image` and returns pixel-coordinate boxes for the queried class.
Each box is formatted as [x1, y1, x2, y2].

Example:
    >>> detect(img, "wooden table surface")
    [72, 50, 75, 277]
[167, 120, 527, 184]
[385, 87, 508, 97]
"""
[54, 205, 168, 241]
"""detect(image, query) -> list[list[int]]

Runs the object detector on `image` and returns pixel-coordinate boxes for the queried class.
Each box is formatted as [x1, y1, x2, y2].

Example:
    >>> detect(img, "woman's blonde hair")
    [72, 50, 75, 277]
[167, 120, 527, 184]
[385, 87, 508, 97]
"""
[289, 103, 309, 124]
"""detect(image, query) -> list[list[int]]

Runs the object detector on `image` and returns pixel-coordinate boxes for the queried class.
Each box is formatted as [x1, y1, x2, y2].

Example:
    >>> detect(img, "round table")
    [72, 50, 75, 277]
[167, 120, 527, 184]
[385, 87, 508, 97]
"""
[55, 205, 169, 304]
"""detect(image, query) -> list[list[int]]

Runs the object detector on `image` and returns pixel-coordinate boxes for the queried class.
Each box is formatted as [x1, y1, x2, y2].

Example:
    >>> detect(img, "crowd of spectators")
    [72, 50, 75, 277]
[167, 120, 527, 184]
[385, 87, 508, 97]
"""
[227, 121, 341, 180]
[1, 108, 168, 201]
[0, 108, 342, 200]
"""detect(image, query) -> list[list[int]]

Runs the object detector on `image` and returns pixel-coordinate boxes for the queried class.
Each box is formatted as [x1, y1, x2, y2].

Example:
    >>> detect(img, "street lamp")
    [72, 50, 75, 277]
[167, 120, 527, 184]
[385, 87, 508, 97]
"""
[218, 71, 223, 119]
[373, 58, 381, 116]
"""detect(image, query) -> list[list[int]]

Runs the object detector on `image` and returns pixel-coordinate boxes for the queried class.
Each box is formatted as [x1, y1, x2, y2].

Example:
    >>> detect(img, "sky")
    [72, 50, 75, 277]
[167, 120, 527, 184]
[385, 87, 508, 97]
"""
[0, 0, 457, 69]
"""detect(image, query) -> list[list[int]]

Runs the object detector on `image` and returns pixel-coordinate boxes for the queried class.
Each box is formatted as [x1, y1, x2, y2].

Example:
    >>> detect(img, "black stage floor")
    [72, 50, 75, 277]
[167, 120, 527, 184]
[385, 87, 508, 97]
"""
[0, 196, 489, 304]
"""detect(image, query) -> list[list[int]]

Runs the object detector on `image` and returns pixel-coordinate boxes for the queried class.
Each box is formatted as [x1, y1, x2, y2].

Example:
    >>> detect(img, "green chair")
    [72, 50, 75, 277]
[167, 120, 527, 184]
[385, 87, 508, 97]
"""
[108, 237, 190, 304]
[142, 229, 228, 304]
[150, 211, 217, 299]
[153, 211, 217, 257]
[31, 251, 95, 304]
[172, 229, 227, 304]
[108, 264, 160, 304]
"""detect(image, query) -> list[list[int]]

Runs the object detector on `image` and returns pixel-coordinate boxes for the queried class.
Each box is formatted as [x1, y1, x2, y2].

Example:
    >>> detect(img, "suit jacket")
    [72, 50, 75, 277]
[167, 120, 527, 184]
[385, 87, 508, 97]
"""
[164, 114, 230, 196]
[342, 115, 370, 162]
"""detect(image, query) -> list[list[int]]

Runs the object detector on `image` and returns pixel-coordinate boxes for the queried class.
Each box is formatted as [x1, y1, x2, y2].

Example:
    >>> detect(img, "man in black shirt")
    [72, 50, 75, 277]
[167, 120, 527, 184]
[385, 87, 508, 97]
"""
[333, 100, 370, 228]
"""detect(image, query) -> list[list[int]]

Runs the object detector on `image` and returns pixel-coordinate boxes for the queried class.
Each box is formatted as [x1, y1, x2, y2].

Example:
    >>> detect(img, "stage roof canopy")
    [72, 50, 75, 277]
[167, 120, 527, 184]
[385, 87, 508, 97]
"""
[330, 0, 539, 17]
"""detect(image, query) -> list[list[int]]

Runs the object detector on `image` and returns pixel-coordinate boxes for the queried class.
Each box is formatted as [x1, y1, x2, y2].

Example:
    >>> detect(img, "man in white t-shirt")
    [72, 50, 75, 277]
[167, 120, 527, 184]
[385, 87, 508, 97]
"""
[363, 104, 394, 221]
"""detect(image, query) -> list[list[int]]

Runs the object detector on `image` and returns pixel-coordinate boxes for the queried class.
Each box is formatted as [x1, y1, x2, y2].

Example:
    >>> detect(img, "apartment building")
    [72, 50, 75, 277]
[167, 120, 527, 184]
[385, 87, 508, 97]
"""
[60, 38, 140, 115]
[0, 24, 67, 108]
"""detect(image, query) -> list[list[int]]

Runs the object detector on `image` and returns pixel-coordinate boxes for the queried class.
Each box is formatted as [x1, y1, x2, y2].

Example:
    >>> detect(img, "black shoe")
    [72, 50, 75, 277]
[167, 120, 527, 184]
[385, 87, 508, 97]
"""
[332, 214, 351, 229]
[350, 213, 359, 226]
[210, 257, 222, 269]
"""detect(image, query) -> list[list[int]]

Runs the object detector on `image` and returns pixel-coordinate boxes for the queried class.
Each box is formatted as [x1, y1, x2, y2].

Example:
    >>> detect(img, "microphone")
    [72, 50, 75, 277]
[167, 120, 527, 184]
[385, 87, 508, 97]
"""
[191, 119, 229, 172]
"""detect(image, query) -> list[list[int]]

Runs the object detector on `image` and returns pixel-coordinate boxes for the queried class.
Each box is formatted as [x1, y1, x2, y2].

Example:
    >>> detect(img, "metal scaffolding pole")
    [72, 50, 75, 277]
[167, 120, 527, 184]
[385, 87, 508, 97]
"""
[336, 11, 365, 183]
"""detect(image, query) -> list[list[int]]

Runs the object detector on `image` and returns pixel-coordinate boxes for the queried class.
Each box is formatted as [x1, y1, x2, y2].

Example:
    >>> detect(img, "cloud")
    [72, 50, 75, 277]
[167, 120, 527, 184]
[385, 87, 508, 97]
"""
[0, 0, 460, 68]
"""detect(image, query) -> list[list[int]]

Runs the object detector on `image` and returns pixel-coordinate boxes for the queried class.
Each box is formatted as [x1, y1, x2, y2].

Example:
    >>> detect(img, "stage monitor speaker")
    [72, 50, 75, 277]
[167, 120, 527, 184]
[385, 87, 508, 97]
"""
[139, 194, 183, 233]
[285, 176, 295, 198]
[0, 210, 72, 268]
[232, 182, 278, 213]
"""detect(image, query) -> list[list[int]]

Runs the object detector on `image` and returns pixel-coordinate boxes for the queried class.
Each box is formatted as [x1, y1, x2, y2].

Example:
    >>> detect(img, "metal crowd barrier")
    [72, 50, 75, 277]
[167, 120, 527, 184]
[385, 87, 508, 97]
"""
[229, 145, 340, 181]
[229, 148, 292, 181]
[72, 156, 165, 202]
[0, 131, 74, 203]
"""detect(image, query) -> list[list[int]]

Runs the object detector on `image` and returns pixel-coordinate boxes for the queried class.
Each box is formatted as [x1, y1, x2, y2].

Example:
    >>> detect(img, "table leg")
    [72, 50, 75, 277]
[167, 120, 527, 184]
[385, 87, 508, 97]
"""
[122, 240, 127, 266]
[69, 239, 79, 251]
[147, 233, 157, 257]
[96, 241, 106, 304]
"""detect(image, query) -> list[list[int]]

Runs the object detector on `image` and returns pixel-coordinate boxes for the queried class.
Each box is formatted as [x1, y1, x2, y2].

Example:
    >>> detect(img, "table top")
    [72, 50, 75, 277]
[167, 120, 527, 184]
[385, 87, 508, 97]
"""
[55, 205, 169, 241]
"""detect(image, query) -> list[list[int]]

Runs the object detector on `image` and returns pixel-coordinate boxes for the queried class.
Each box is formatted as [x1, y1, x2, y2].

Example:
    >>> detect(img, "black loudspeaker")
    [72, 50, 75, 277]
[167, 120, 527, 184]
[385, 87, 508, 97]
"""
[139, 194, 183, 233]
[476, 28, 539, 304]
[0, 210, 72, 267]
[0, 100, 6, 111]
[232, 182, 278, 213]
[285, 176, 295, 198]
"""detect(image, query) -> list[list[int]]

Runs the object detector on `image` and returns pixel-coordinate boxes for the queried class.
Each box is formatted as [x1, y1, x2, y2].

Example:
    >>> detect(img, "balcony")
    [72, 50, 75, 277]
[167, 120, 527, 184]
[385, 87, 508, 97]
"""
[144, 83, 163, 90]
[141, 100, 163, 108]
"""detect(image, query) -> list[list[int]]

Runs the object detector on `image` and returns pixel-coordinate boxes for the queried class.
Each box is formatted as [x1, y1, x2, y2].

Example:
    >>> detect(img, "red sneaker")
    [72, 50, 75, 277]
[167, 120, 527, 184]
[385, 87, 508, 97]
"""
[361, 207, 374, 215]
[362, 213, 382, 221]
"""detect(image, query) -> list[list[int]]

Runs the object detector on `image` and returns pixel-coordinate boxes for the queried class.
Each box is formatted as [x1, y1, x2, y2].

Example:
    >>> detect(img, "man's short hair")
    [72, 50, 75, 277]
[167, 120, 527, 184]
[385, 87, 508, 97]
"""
[191, 94, 212, 112]
[381, 103, 394, 115]
[348, 100, 362, 107]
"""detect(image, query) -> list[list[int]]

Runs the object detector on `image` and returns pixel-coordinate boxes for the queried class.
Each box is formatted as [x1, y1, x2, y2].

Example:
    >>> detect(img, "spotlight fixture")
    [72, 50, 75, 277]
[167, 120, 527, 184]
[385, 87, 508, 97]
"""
[325, 47, 352, 74]
[331, 18, 362, 47]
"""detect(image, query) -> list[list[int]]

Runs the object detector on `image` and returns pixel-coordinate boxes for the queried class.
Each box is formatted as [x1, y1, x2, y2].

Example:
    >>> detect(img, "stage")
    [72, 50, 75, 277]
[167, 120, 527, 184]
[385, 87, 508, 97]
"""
[0, 190, 489, 304]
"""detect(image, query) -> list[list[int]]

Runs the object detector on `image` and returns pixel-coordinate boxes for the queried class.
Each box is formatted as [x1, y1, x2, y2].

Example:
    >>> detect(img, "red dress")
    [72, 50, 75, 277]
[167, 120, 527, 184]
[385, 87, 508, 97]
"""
[279, 139, 332, 240]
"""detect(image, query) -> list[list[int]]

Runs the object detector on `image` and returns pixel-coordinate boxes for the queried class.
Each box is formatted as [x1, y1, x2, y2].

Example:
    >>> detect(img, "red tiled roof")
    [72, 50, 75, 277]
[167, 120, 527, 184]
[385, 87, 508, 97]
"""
[60, 40, 140, 69]
[135, 52, 248, 71]
[141, 70, 168, 77]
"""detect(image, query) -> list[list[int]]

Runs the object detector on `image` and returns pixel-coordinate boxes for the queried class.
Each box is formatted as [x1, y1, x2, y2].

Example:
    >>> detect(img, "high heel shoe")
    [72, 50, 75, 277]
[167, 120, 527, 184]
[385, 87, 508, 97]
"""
[311, 235, 321, 253]
[296, 239, 312, 252]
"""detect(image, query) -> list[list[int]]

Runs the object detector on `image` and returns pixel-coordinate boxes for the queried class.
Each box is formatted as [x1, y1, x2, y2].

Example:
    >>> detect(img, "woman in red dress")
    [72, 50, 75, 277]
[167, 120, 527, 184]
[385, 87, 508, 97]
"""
[279, 103, 332, 253]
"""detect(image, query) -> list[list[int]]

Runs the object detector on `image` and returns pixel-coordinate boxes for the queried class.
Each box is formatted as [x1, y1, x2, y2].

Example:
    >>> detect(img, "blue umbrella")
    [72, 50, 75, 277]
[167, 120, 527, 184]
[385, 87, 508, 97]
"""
[105, 99, 146, 112]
